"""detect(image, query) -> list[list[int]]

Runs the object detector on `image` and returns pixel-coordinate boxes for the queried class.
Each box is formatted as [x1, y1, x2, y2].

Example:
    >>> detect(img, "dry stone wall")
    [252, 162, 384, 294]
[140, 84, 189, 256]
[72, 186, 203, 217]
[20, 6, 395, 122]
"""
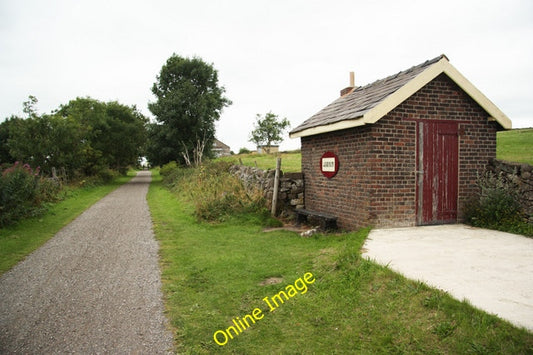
[488, 159, 533, 223]
[230, 165, 304, 218]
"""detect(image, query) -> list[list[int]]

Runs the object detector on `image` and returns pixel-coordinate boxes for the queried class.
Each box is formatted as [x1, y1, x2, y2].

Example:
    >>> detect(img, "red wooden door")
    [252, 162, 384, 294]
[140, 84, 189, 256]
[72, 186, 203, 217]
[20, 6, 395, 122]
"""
[416, 121, 459, 225]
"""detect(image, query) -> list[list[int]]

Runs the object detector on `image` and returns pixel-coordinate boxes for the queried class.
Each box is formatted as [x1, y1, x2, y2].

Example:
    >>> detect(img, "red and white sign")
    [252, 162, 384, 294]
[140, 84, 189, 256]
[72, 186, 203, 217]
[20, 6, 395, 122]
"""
[320, 151, 339, 178]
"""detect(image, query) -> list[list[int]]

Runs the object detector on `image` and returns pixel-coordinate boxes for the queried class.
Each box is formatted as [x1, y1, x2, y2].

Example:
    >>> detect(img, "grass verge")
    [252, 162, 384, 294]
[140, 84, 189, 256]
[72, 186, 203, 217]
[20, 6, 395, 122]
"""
[0, 172, 135, 275]
[497, 128, 533, 165]
[148, 170, 533, 354]
[217, 151, 302, 172]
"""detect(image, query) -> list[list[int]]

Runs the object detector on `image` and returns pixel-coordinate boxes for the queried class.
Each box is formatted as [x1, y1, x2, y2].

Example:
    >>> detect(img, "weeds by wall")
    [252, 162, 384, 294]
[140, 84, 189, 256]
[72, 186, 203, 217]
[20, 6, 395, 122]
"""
[230, 165, 304, 218]
[488, 159, 533, 223]
[160, 161, 270, 222]
[464, 159, 533, 236]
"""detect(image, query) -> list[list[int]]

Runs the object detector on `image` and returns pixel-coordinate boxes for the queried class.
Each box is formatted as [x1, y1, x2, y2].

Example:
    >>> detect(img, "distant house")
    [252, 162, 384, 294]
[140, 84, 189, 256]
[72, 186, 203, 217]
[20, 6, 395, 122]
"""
[257, 145, 279, 154]
[213, 139, 231, 157]
[290, 54, 511, 230]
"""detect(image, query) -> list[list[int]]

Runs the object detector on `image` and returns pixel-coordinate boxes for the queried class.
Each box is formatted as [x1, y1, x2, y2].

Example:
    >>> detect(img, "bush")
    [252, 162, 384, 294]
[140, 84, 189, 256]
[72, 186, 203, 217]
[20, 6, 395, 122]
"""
[37, 177, 63, 204]
[0, 162, 62, 227]
[96, 167, 118, 183]
[160, 161, 179, 177]
[159, 161, 189, 189]
[75, 167, 120, 188]
[238, 147, 251, 154]
[165, 160, 268, 222]
[464, 170, 532, 236]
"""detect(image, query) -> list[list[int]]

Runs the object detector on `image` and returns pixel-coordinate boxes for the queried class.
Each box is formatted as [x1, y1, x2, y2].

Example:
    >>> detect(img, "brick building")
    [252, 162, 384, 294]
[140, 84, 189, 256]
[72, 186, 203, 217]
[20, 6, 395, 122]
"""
[290, 55, 511, 230]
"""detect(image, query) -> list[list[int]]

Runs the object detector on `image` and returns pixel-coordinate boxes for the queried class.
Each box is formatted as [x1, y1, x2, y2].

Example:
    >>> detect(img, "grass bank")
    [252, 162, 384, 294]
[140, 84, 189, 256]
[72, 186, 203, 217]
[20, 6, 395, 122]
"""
[148, 170, 533, 354]
[0, 172, 135, 275]
[217, 151, 301, 172]
[497, 128, 533, 165]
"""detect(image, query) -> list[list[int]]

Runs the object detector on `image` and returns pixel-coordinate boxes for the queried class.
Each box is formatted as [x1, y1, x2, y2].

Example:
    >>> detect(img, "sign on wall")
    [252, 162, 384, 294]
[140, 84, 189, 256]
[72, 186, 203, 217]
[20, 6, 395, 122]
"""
[320, 151, 339, 178]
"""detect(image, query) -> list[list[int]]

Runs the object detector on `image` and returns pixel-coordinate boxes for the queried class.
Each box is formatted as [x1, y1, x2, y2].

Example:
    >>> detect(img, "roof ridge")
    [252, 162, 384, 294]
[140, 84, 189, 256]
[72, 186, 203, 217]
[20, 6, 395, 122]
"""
[290, 53, 510, 138]
[348, 54, 446, 95]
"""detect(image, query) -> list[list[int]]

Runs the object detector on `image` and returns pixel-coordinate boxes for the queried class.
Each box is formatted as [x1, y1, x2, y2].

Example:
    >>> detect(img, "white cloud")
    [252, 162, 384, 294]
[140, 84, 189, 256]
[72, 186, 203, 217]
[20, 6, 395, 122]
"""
[1, 0, 532, 152]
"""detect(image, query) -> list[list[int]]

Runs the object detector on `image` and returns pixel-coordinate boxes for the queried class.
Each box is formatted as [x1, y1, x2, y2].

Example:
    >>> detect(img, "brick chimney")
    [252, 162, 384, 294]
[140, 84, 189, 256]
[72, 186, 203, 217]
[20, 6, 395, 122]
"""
[340, 72, 355, 97]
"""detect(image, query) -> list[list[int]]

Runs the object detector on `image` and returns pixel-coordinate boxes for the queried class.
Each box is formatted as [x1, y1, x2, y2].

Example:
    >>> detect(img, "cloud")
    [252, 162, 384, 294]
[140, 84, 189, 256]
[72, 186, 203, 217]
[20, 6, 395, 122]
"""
[1, 0, 531, 152]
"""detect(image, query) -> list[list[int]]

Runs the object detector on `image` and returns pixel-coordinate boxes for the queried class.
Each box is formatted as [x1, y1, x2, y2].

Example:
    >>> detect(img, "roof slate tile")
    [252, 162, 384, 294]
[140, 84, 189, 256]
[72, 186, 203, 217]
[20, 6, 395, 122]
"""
[291, 55, 446, 134]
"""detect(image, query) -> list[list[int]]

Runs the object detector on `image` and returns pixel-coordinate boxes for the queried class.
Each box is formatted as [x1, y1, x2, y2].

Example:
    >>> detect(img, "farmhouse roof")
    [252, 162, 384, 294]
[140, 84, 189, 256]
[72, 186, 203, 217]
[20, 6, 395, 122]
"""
[290, 55, 511, 138]
[213, 138, 230, 150]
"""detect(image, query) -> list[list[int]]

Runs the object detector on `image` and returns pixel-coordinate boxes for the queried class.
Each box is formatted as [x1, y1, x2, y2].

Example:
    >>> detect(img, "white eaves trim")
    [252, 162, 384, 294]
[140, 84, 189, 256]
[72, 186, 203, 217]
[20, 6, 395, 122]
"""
[290, 57, 511, 139]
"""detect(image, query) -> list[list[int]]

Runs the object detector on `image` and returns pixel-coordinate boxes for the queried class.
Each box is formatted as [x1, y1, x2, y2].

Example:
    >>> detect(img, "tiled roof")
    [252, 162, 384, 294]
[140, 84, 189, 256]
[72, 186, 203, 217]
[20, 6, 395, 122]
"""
[291, 55, 446, 135]
[213, 138, 230, 150]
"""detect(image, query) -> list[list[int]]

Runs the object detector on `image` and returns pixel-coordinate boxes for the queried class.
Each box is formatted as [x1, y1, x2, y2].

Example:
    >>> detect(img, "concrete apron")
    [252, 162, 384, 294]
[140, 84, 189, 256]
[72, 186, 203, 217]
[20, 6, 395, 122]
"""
[362, 224, 533, 332]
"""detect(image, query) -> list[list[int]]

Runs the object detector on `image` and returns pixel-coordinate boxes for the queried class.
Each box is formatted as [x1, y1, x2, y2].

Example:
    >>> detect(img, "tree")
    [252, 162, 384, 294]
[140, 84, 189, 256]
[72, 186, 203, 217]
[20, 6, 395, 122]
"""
[8, 113, 86, 175]
[249, 112, 290, 152]
[57, 97, 148, 174]
[147, 54, 231, 166]
[8, 97, 91, 176]
[22, 95, 39, 118]
[0, 117, 20, 165]
[100, 101, 148, 172]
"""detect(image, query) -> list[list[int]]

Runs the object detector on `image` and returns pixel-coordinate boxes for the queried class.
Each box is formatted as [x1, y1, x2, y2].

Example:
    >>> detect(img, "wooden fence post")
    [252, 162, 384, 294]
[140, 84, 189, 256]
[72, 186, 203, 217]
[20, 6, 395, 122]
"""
[271, 157, 281, 216]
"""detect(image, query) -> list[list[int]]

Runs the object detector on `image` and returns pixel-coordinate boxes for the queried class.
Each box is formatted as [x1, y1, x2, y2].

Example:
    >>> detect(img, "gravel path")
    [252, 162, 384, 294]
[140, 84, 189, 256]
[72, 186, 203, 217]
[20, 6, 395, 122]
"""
[0, 171, 174, 354]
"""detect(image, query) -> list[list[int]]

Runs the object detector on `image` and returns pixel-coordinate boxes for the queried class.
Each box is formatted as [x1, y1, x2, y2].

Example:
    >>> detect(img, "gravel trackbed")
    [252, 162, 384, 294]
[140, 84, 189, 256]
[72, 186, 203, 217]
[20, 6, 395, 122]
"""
[0, 171, 174, 354]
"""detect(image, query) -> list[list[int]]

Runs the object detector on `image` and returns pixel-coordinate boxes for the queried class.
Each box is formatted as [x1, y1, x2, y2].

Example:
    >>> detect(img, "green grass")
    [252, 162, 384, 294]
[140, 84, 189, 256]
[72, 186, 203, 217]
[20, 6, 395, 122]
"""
[148, 170, 533, 354]
[497, 128, 533, 165]
[0, 172, 135, 275]
[217, 151, 302, 172]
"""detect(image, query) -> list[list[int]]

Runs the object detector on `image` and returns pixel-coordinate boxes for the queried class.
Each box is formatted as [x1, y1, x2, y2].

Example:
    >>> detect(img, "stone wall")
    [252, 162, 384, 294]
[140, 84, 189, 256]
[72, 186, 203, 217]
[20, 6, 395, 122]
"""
[488, 159, 533, 223]
[230, 165, 304, 218]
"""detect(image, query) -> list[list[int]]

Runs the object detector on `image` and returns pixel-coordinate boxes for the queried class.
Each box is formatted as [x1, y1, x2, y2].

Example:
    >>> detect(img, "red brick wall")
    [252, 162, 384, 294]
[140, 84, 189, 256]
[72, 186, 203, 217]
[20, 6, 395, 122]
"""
[301, 74, 499, 230]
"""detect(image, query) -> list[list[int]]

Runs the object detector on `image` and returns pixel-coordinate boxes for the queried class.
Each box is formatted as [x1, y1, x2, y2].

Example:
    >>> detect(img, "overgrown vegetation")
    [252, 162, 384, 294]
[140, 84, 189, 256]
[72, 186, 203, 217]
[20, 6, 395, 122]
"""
[159, 161, 274, 224]
[148, 170, 533, 354]
[464, 170, 533, 237]
[0, 162, 62, 227]
[0, 160, 124, 227]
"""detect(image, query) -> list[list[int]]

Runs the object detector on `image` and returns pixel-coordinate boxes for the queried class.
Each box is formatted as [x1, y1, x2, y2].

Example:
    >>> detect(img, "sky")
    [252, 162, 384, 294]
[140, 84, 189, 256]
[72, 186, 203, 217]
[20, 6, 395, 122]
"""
[1, 0, 532, 152]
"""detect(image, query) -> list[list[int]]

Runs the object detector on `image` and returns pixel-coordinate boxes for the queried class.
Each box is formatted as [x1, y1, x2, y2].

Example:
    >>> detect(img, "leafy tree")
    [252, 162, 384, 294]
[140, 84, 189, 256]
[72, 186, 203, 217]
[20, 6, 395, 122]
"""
[147, 54, 231, 166]
[1, 96, 42, 167]
[22, 95, 39, 118]
[145, 123, 174, 167]
[8, 112, 87, 175]
[7, 96, 147, 177]
[249, 112, 290, 151]
[0, 117, 20, 165]
[102, 102, 148, 172]
[57, 97, 148, 174]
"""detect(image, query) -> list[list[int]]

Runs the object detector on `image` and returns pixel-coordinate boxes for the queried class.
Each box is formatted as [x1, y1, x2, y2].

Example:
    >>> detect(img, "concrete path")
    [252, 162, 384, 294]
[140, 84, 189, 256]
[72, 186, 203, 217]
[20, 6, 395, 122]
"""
[362, 224, 533, 332]
[0, 171, 174, 354]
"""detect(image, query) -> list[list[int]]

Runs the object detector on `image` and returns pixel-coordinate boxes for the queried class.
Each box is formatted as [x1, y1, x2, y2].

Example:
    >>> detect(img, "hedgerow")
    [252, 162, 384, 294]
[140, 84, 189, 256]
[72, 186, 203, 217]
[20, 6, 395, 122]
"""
[0, 162, 62, 227]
